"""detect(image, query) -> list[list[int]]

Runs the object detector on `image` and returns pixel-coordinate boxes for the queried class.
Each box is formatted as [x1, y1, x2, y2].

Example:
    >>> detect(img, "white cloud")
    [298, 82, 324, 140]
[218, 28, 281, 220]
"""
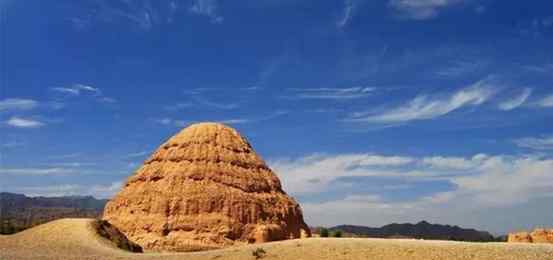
[270, 153, 415, 194]
[88, 181, 123, 198]
[51, 87, 80, 95]
[0, 98, 38, 111]
[1, 140, 25, 148]
[154, 117, 250, 127]
[0, 167, 73, 176]
[125, 151, 150, 158]
[421, 154, 487, 170]
[271, 153, 553, 206]
[543, 16, 553, 27]
[348, 78, 496, 124]
[288, 87, 375, 99]
[193, 96, 238, 110]
[218, 119, 251, 125]
[72, 0, 183, 31]
[11, 185, 85, 197]
[98, 97, 117, 103]
[10, 181, 122, 199]
[52, 84, 100, 95]
[337, 0, 357, 28]
[6, 116, 45, 128]
[51, 84, 116, 103]
[389, 0, 466, 20]
[537, 94, 553, 107]
[273, 152, 553, 233]
[435, 60, 488, 78]
[155, 118, 173, 125]
[189, 0, 223, 23]
[523, 63, 553, 73]
[48, 153, 82, 159]
[451, 155, 553, 207]
[498, 88, 532, 111]
[514, 136, 553, 150]
[164, 103, 193, 111]
[47, 162, 97, 168]
[154, 111, 285, 128]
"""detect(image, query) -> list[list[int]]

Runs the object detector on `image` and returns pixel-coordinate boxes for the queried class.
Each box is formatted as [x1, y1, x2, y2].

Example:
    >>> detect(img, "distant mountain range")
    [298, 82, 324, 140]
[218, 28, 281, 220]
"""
[1, 192, 500, 242]
[0, 192, 107, 234]
[329, 221, 500, 242]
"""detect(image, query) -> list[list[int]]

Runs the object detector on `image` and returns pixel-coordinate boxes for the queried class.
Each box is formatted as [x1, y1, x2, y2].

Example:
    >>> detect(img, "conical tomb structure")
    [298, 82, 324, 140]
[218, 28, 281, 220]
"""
[103, 122, 310, 252]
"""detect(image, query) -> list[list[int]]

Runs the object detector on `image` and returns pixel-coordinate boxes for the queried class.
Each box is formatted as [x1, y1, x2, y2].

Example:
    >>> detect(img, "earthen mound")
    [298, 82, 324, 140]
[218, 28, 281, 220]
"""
[103, 122, 310, 252]
[508, 229, 553, 244]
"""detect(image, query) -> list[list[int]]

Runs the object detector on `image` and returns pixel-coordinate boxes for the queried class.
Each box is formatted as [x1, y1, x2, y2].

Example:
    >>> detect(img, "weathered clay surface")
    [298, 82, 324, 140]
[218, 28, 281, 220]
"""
[103, 122, 310, 252]
[508, 229, 553, 244]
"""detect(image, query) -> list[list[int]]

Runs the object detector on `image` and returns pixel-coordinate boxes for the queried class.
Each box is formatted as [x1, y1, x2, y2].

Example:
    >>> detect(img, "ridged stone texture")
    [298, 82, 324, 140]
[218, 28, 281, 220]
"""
[508, 229, 553, 244]
[103, 122, 311, 252]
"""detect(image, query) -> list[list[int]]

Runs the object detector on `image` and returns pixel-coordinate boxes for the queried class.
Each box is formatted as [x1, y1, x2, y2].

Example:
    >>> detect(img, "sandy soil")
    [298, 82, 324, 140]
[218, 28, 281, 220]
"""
[1, 218, 553, 260]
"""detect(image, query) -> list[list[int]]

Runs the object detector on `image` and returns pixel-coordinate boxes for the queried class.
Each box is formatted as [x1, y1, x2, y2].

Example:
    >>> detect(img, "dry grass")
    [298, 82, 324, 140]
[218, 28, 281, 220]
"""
[1, 218, 553, 260]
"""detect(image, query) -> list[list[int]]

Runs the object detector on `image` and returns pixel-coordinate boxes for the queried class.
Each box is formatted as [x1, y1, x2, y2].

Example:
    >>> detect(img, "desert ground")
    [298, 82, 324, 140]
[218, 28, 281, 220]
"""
[1, 219, 552, 260]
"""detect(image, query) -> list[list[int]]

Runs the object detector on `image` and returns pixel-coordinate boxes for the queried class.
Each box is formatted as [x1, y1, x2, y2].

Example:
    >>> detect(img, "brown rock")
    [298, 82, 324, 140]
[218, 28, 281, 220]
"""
[508, 232, 532, 243]
[103, 122, 311, 252]
[508, 229, 553, 244]
[530, 229, 553, 243]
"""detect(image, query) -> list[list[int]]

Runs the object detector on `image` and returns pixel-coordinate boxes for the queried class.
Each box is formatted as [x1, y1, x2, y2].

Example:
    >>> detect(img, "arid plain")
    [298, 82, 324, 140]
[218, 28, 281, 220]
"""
[1, 219, 553, 260]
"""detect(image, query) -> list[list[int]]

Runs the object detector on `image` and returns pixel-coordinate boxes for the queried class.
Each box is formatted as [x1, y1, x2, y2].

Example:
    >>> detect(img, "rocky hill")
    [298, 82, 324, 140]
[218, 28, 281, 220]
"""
[330, 221, 496, 242]
[0, 192, 107, 234]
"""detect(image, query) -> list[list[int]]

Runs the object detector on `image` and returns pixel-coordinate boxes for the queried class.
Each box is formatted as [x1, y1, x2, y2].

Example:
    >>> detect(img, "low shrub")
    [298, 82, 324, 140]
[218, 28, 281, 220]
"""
[320, 228, 329, 237]
[252, 247, 266, 259]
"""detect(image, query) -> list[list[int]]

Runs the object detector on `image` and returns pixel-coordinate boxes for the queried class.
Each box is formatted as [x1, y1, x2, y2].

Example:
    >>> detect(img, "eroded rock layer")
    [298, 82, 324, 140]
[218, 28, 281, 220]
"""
[103, 122, 310, 252]
[508, 229, 553, 244]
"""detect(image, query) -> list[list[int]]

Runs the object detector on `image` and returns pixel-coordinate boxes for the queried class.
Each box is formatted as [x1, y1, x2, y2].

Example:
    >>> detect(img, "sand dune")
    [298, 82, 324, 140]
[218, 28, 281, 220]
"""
[1, 218, 553, 260]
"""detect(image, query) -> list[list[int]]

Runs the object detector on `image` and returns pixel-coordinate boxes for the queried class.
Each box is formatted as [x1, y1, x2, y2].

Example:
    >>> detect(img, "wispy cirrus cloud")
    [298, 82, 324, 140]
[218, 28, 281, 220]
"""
[51, 83, 117, 104]
[524, 63, 553, 73]
[52, 84, 100, 95]
[47, 153, 83, 159]
[498, 88, 532, 111]
[189, 0, 223, 24]
[8, 181, 122, 199]
[421, 154, 487, 170]
[347, 78, 496, 124]
[193, 96, 238, 110]
[2, 140, 25, 148]
[0, 167, 73, 176]
[0, 98, 38, 111]
[164, 102, 193, 111]
[155, 117, 250, 127]
[514, 136, 553, 150]
[388, 0, 466, 20]
[174, 91, 239, 110]
[287, 86, 375, 100]
[46, 162, 97, 168]
[5, 116, 45, 128]
[154, 110, 287, 128]
[536, 94, 553, 108]
[337, 0, 359, 28]
[218, 119, 251, 125]
[124, 151, 150, 158]
[69, 0, 186, 31]
[435, 60, 489, 78]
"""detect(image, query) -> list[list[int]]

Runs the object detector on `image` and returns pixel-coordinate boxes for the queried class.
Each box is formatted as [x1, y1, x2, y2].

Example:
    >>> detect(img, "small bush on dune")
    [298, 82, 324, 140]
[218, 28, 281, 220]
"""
[252, 247, 266, 259]
[320, 228, 329, 237]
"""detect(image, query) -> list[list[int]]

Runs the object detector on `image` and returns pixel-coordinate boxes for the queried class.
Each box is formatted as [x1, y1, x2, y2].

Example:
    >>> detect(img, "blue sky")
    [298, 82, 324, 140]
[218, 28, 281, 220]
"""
[1, 0, 553, 234]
